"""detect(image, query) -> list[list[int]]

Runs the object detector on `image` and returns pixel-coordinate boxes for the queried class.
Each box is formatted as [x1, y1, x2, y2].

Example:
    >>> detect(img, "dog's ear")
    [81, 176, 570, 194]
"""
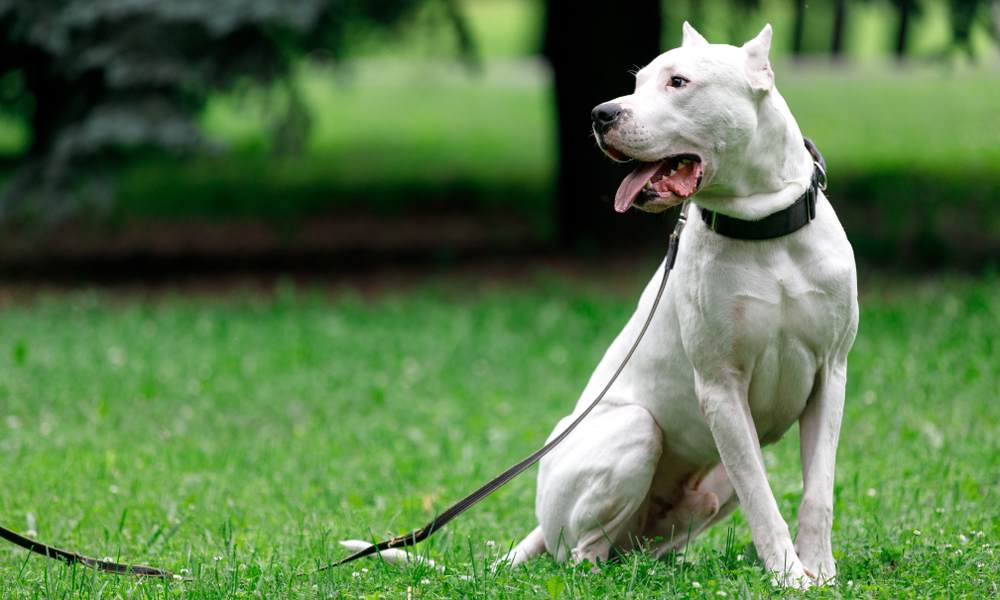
[742, 24, 774, 93]
[682, 21, 709, 47]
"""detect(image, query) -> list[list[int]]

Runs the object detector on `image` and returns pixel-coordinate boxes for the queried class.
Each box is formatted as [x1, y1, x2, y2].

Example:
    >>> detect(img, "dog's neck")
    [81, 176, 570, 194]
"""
[694, 88, 815, 221]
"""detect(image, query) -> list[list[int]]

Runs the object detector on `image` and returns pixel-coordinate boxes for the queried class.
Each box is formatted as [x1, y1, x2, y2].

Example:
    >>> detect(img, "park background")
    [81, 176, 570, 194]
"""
[0, 0, 998, 597]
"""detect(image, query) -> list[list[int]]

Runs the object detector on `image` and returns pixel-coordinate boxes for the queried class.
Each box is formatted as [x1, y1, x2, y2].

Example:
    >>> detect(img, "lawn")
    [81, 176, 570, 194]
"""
[1, 270, 997, 598]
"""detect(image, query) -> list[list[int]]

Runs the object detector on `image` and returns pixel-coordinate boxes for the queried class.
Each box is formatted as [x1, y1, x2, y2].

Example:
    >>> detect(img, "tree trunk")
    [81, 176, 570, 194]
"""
[994, 0, 1000, 53]
[831, 0, 847, 58]
[895, 0, 913, 59]
[792, 0, 807, 56]
[544, 0, 663, 247]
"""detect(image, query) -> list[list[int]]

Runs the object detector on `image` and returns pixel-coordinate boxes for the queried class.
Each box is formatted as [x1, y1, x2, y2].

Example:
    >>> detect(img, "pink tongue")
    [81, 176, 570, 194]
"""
[614, 160, 666, 213]
[614, 160, 704, 212]
[659, 160, 703, 198]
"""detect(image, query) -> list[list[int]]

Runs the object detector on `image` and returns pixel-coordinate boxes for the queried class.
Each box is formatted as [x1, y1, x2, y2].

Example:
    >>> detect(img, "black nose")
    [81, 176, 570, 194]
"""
[591, 102, 623, 134]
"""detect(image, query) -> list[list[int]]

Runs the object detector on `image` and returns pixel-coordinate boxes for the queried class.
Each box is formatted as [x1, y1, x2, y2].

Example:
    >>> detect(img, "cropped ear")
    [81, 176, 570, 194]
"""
[682, 21, 709, 47]
[741, 24, 774, 92]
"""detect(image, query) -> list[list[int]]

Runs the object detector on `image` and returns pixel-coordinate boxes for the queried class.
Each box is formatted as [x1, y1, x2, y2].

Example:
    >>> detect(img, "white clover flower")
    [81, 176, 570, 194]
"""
[736, 554, 744, 561]
[866, 488, 877, 497]
[351, 571, 360, 578]
[959, 534, 969, 544]
[692, 581, 701, 589]
[485, 540, 496, 548]
[420, 578, 431, 585]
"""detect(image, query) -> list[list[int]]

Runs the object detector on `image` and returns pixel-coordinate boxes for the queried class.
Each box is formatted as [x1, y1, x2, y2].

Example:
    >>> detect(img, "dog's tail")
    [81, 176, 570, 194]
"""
[339, 540, 440, 569]
[495, 526, 546, 569]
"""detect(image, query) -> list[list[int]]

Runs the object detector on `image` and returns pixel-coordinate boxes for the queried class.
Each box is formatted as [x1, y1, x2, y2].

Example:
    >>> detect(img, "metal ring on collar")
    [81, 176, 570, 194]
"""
[814, 161, 828, 191]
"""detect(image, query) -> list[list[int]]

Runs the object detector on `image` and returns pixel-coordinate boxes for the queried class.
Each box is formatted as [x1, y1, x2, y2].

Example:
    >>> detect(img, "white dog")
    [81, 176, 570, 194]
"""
[503, 23, 858, 587]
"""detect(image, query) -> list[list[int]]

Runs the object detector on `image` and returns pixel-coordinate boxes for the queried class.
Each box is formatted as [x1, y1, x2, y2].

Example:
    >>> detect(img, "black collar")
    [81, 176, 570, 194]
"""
[700, 138, 827, 240]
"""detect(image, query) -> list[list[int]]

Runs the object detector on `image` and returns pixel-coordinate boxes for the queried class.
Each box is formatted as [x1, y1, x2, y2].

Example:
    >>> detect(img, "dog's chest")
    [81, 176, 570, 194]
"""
[679, 247, 854, 440]
[735, 280, 834, 440]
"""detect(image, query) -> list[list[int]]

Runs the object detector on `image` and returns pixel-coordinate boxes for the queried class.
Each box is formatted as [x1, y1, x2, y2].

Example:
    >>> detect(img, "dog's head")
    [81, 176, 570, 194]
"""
[593, 23, 775, 213]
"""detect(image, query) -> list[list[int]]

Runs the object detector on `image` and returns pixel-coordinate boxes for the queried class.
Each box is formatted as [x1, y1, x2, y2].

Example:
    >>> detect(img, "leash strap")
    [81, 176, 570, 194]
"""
[311, 201, 692, 574]
[0, 523, 179, 578]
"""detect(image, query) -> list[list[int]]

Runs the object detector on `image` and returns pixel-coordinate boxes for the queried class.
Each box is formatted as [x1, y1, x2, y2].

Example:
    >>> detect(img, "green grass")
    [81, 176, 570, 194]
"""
[1, 271, 998, 597]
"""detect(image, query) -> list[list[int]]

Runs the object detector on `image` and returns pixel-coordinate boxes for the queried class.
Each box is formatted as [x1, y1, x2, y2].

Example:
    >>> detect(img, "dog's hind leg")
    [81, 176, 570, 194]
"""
[535, 403, 663, 565]
[496, 526, 546, 568]
[649, 463, 737, 557]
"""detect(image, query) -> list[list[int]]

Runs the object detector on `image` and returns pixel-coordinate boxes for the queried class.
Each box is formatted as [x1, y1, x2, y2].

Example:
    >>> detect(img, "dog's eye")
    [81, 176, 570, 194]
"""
[668, 76, 689, 88]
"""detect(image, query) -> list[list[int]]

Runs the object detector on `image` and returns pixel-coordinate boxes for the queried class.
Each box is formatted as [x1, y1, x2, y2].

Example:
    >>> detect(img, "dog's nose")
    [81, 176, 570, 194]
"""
[591, 102, 623, 134]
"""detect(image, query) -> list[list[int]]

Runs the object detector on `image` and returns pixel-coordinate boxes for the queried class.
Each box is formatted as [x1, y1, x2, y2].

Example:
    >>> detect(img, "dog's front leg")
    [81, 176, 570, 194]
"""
[696, 378, 810, 588]
[795, 363, 847, 584]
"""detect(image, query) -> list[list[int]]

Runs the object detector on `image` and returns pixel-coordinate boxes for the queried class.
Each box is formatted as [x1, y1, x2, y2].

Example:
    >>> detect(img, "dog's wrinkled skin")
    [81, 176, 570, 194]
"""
[503, 24, 858, 589]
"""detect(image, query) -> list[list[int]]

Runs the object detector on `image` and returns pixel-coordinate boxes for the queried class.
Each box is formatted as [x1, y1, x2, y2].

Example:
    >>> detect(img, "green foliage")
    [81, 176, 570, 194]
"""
[0, 272, 997, 597]
[93, 61, 1000, 266]
[0, 0, 442, 221]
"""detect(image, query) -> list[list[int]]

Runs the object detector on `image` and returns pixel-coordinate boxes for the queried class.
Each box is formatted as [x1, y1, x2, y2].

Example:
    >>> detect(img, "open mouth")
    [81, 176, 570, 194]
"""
[614, 154, 704, 213]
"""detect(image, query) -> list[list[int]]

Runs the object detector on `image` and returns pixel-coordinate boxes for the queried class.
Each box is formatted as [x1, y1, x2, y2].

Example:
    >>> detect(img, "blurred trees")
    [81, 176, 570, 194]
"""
[947, 0, 993, 56]
[891, 0, 920, 58]
[0, 0, 444, 221]
[0, 0, 997, 240]
[832, 0, 848, 56]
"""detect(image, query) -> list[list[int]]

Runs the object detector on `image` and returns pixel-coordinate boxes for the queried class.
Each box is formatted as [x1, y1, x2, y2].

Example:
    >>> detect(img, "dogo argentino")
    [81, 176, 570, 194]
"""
[503, 23, 858, 588]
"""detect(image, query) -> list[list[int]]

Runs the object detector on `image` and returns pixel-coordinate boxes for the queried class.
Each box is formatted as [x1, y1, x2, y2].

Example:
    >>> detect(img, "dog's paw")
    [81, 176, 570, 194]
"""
[801, 556, 836, 585]
[769, 568, 813, 590]
[766, 557, 814, 590]
[795, 541, 836, 585]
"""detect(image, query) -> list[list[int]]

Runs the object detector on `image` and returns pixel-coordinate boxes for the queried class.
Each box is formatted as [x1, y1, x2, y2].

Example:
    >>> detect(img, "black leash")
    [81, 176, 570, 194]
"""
[0, 523, 180, 579]
[308, 201, 693, 574]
